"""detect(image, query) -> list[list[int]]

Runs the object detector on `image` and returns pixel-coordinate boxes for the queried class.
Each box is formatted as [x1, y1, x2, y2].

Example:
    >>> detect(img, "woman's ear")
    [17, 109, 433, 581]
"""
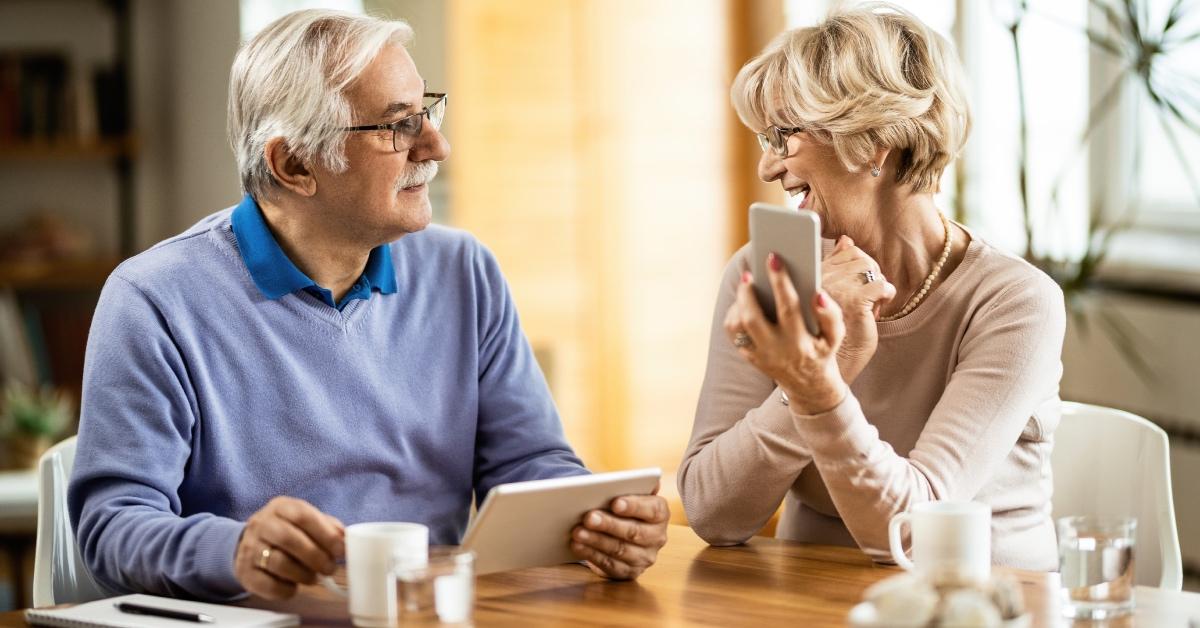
[870, 147, 892, 177]
[264, 137, 317, 197]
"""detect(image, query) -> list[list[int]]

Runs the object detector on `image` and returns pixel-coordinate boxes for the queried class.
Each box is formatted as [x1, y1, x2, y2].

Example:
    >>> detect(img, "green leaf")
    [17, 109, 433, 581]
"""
[1152, 104, 1200, 206]
[1163, 0, 1187, 33]
[1123, 0, 1144, 47]
[1084, 26, 1129, 57]
[1089, 0, 1130, 39]
[1095, 305, 1157, 385]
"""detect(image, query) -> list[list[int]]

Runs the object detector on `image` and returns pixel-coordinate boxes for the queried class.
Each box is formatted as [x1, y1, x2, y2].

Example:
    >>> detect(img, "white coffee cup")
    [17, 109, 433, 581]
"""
[887, 501, 991, 586]
[322, 522, 429, 627]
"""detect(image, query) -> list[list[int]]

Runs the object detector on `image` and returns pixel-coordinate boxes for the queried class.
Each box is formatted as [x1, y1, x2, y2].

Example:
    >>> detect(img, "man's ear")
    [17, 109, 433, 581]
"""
[264, 137, 317, 197]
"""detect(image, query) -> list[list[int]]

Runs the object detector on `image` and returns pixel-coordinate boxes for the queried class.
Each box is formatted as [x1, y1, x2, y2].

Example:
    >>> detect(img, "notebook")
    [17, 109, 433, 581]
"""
[25, 594, 299, 628]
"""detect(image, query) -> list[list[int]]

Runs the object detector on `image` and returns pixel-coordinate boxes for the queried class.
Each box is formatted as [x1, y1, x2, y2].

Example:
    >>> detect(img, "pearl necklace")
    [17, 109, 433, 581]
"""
[878, 212, 952, 322]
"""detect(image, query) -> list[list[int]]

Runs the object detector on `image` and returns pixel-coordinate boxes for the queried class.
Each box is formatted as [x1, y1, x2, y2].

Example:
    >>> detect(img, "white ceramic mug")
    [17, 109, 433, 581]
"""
[887, 501, 991, 586]
[322, 522, 429, 627]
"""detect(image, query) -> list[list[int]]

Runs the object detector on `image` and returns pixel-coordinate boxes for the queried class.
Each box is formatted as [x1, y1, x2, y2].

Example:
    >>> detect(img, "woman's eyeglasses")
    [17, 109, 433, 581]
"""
[341, 92, 447, 152]
[756, 125, 804, 157]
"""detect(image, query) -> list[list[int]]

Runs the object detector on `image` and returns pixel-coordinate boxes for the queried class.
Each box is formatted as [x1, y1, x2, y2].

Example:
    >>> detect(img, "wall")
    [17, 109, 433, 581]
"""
[1060, 290, 1200, 578]
[446, 0, 734, 472]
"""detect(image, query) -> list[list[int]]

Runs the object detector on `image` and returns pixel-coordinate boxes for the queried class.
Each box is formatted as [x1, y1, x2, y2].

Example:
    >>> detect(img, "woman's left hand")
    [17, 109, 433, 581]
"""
[723, 252, 849, 415]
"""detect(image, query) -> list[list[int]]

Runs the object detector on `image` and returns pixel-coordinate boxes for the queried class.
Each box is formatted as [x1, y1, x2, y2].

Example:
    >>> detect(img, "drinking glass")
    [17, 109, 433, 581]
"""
[393, 546, 475, 626]
[1057, 515, 1137, 620]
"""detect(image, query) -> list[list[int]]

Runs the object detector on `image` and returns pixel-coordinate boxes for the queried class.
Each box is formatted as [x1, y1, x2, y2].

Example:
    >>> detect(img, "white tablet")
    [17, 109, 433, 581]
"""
[461, 467, 662, 575]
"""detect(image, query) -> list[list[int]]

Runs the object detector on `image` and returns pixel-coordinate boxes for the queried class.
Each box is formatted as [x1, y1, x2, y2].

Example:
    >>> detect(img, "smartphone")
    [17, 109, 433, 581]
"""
[749, 202, 821, 336]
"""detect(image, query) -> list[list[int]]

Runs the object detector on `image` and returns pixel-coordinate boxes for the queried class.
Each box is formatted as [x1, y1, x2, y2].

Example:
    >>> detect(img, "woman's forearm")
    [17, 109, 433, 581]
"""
[679, 391, 814, 545]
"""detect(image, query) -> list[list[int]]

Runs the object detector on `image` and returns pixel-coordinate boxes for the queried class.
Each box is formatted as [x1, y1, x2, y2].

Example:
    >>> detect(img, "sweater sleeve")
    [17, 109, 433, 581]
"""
[69, 274, 247, 600]
[792, 275, 1066, 561]
[677, 251, 817, 545]
[469, 242, 588, 502]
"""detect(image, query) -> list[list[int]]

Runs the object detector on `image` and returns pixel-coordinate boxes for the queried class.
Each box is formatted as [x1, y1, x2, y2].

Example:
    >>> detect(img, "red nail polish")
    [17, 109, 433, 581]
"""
[768, 253, 782, 271]
[817, 292, 829, 308]
[742, 271, 752, 284]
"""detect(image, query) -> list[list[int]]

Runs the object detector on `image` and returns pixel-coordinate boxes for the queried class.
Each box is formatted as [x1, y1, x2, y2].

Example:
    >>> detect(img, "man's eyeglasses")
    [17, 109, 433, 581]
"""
[756, 125, 805, 157]
[341, 92, 447, 152]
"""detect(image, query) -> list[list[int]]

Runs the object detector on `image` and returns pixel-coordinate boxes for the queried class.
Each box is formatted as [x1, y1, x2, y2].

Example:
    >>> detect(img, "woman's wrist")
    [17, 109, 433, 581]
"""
[781, 367, 848, 416]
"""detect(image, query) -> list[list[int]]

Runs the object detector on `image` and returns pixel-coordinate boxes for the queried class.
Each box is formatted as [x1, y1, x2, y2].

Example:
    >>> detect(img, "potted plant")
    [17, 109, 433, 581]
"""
[0, 382, 74, 470]
[996, 0, 1200, 380]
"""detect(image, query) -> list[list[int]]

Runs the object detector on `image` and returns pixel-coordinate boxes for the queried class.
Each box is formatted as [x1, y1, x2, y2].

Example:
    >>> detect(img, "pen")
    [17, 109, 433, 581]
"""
[114, 602, 215, 623]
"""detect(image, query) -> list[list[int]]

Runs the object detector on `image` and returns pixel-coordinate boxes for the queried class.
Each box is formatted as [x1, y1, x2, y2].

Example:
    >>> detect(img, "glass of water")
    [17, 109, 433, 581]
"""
[393, 546, 475, 626]
[1057, 515, 1137, 620]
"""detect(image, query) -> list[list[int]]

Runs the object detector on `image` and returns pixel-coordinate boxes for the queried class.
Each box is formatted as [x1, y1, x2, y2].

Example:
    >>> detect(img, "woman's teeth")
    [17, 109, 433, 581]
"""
[789, 185, 810, 208]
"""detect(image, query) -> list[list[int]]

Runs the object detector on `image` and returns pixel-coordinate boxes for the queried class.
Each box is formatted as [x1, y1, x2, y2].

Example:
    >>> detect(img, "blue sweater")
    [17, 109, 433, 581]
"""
[69, 205, 587, 600]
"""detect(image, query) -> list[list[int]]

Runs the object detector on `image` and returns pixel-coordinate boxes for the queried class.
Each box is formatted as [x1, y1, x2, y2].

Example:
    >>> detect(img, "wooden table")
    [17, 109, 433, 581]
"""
[5, 525, 1200, 626]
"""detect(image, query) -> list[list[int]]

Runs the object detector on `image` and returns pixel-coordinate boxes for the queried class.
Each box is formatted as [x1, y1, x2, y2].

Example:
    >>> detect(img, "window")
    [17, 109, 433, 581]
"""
[239, 0, 364, 42]
[782, 0, 1200, 284]
[1129, 0, 1200, 227]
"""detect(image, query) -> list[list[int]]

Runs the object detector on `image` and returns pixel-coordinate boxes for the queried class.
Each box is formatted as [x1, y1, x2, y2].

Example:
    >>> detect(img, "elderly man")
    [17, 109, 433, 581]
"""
[69, 9, 668, 601]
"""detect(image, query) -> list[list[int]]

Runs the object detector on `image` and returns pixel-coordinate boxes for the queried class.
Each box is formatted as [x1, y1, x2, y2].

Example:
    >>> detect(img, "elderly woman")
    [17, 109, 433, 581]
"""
[678, 3, 1064, 571]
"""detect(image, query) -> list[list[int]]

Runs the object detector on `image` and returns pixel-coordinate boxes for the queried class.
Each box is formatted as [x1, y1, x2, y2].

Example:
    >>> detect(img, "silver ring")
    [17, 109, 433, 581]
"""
[258, 546, 272, 571]
[861, 270, 877, 284]
[733, 331, 753, 348]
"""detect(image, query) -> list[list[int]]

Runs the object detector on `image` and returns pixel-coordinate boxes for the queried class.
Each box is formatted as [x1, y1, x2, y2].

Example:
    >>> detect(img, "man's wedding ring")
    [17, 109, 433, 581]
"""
[861, 270, 877, 284]
[733, 331, 753, 348]
[258, 546, 273, 570]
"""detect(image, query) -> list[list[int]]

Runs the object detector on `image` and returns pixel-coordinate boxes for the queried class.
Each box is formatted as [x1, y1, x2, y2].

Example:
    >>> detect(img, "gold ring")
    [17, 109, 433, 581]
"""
[733, 331, 753, 348]
[258, 546, 272, 571]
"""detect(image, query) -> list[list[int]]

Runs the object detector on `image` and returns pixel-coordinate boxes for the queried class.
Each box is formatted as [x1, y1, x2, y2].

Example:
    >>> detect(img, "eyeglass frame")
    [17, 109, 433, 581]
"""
[340, 92, 447, 152]
[756, 125, 805, 157]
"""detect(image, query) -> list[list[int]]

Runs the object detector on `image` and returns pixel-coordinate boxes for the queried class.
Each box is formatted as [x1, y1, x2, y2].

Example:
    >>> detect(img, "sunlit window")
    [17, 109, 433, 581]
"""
[239, 0, 364, 42]
[1133, 0, 1200, 224]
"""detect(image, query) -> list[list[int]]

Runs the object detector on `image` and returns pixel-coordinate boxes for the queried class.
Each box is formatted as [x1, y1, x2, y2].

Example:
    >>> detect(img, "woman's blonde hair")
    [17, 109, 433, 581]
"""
[731, 2, 970, 193]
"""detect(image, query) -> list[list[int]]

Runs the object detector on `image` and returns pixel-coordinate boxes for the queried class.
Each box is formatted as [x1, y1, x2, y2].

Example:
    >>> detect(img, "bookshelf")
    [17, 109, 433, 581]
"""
[0, 0, 137, 260]
[0, 0, 136, 432]
[0, 258, 118, 292]
[0, 136, 137, 162]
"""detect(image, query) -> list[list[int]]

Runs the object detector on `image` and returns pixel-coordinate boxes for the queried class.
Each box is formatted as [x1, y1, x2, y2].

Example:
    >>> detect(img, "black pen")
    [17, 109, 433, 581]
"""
[114, 601, 215, 623]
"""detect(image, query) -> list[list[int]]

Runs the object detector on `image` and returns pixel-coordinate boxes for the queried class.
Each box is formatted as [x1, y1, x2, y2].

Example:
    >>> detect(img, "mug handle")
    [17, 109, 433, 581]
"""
[888, 512, 916, 571]
[320, 575, 348, 598]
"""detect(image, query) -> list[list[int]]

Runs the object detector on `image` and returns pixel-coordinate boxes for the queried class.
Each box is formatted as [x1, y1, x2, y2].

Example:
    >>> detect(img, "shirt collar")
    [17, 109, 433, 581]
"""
[231, 194, 398, 302]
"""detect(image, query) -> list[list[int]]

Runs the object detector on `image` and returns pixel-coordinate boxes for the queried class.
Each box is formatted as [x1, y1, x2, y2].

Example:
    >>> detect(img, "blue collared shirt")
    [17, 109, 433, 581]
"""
[230, 194, 397, 310]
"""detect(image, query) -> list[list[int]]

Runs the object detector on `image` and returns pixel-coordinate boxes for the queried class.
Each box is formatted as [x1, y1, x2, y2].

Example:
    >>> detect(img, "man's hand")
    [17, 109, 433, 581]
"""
[233, 496, 345, 600]
[570, 492, 670, 580]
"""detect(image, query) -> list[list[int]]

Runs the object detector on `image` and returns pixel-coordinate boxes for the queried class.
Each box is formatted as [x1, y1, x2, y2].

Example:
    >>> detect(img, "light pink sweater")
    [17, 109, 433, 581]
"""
[678, 232, 1065, 570]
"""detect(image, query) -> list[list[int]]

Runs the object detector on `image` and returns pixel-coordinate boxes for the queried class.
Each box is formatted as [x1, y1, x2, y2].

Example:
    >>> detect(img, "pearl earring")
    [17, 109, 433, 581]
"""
[870, 162, 881, 177]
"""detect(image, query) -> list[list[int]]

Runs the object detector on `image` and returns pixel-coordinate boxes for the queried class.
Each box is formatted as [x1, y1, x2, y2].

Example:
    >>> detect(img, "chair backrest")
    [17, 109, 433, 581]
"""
[32, 436, 108, 606]
[1051, 402, 1183, 590]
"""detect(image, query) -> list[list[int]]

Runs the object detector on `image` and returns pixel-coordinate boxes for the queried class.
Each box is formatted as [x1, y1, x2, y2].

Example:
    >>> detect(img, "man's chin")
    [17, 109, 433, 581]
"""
[388, 199, 432, 238]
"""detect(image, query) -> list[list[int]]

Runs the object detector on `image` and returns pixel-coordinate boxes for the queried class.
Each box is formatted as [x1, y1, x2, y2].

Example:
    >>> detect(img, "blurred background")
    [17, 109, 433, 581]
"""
[0, 0, 1197, 609]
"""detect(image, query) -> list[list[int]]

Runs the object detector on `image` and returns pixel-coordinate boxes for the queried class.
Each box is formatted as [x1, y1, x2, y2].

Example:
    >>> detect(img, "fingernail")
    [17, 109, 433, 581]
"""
[768, 252, 782, 271]
[577, 529, 590, 541]
[741, 271, 752, 284]
[614, 498, 627, 513]
[817, 292, 829, 308]
[589, 512, 603, 526]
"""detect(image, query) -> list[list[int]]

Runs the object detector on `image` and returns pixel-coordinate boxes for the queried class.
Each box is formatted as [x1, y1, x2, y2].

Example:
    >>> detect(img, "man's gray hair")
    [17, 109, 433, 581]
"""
[228, 9, 413, 200]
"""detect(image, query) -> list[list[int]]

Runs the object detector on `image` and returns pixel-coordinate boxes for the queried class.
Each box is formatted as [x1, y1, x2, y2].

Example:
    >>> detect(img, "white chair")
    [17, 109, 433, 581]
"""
[32, 436, 108, 606]
[1051, 401, 1183, 590]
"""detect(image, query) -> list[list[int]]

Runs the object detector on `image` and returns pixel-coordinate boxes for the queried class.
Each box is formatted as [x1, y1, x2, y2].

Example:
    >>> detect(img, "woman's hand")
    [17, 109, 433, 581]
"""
[723, 252, 849, 415]
[822, 236, 896, 384]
